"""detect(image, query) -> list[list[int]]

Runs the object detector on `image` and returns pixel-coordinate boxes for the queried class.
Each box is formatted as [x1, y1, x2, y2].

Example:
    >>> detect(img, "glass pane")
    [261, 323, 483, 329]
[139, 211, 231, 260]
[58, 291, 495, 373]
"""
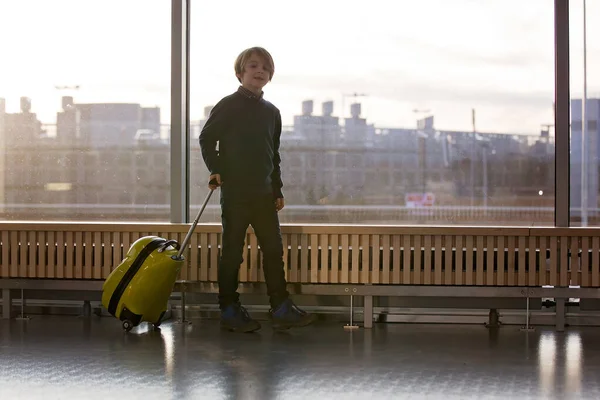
[0, 1, 170, 221]
[570, 0, 600, 226]
[190, 0, 555, 225]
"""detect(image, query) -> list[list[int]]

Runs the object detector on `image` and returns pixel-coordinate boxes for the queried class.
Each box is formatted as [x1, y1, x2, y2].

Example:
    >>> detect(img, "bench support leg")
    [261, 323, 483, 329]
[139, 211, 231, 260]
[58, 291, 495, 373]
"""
[520, 295, 535, 332]
[176, 286, 191, 325]
[344, 294, 359, 331]
[15, 289, 30, 321]
[486, 308, 500, 328]
[2, 289, 12, 320]
[363, 295, 373, 329]
[556, 298, 566, 332]
[82, 300, 92, 317]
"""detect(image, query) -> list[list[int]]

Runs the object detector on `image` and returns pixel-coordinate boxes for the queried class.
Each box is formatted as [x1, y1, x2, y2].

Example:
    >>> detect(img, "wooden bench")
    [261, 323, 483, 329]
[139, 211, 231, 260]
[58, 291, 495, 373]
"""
[1, 222, 599, 330]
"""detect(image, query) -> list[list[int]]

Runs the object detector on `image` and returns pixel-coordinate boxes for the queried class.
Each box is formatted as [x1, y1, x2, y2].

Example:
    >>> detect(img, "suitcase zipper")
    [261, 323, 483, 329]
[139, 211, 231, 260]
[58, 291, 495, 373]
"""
[108, 237, 167, 317]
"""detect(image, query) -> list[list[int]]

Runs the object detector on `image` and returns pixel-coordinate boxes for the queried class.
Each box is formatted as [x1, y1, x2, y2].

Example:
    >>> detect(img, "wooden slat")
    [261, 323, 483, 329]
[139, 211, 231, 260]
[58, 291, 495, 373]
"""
[311, 234, 319, 283]
[361, 235, 370, 284]
[66, 232, 74, 279]
[10, 232, 18, 277]
[102, 232, 111, 279]
[173, 232, 183, 280]
[1, 231, 9, 278]
[177, 234, 188, 280]
[538, 236, 547, 286]
[549, 237, 558, 286]
[38, 231, 47, 278]
[581, 236, 590, 287]
[496, 236, 505, 286]
[290, 234, 299, 282]
[321, 234, 330, 283]
[528, 236, 537, 286]
[434, 235, 443, 285]
[507, 236, 516, 286]
[72, 232, 82, 279]
[570, 236, 580, 286]
[445, 235, 453, 285]
[282, 234, 289, 281]
[56, 231, 65, 278]
[112, 232, 121, 274]
[202, 233, 211, 281]
[47, 231, 56, 279]
[180, 232, 190, 279]
[476, 236, 484, 286]
[84, 232, 93, 279]
[371, 235, 380, 284]
[300, 234, 309, 282]
[190, 233, 199, 281]
[403, 235, 411, 284]
[330, 234, 339, 284]
[20, 231, 28, 278]
[239, 234, 248, 282]
[28, 231, 36, 278]
[454, 236, 462, 285]
[518, 236, 526, 286]
[382, 235, 390, 284]
[249, 234, 258, 282]
[209, 233, 218, 282]
[423, 235, 432, 285]
[392, 235, 401, 284]
[413, 235, 422, 285]
[487, 236, 495, 286]
[465, 236, 473, 285]
[341, 235, 349, 283]
[560, 236, 568, 287]
[94, 232, 102, 279]
[351, 234, 360, 284]
[122, 232, 131, 260]
[592, 237, 600, 287]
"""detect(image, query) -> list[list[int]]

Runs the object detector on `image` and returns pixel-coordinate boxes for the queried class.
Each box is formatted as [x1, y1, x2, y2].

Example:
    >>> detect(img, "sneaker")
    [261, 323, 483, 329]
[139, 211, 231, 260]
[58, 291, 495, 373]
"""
[220, 303, 261, 333]
[270, 298, 317, 330]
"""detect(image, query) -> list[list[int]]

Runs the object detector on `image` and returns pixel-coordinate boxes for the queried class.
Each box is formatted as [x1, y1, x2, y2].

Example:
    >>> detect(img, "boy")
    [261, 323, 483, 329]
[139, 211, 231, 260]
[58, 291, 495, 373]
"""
[199, 47, 316, 332]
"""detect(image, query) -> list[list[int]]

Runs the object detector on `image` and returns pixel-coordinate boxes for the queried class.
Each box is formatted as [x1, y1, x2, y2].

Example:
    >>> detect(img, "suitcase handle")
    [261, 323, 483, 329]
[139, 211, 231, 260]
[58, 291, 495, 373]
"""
[157, 239, 180, 253]
[175, 187, 216, 260]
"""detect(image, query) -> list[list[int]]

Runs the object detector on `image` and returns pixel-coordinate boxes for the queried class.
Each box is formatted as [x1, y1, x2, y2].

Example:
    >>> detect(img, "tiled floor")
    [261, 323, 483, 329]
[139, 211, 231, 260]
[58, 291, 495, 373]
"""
[1, 315, 599, 399]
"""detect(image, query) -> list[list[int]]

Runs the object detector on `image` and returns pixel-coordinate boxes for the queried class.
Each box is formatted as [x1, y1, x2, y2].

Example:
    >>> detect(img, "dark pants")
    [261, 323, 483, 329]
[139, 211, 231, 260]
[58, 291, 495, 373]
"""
[218, 194, 289, 310]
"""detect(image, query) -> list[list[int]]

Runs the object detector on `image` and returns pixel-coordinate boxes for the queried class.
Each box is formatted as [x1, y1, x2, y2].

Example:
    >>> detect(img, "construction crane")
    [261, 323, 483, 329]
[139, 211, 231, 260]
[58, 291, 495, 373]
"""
[54, 85, 80, 91]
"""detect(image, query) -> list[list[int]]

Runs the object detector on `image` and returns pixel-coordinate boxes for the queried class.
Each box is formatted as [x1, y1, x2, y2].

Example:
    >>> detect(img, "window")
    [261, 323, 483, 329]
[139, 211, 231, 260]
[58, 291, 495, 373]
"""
[0, 0, 170, 221]
[189, 0, 556, 226]
[569, 0, 600, 226]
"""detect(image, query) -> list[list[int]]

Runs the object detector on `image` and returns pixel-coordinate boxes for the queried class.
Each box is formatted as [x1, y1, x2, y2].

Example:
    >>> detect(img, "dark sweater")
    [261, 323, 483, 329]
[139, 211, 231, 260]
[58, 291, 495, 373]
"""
[199, 87, 284, 201]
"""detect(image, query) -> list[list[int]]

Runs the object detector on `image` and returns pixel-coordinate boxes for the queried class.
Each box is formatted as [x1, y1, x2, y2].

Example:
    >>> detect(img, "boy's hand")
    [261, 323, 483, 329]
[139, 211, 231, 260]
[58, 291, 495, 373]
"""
[275, 198, 285, 212]
[208, 174, 222, 190]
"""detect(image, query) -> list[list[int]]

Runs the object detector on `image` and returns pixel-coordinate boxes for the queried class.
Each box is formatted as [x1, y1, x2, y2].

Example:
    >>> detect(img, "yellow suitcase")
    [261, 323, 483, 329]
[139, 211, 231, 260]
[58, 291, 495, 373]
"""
[101, 188, 215, 332]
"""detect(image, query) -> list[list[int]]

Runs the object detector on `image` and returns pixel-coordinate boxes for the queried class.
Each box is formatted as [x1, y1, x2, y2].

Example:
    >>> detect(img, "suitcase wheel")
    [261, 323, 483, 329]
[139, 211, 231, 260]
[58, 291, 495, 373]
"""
[122, 320, 134, 332]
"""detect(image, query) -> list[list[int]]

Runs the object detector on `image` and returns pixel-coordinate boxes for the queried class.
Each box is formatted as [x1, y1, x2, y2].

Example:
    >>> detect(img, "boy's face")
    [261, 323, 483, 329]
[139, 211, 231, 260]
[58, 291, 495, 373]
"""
[237, 54, 271, 93]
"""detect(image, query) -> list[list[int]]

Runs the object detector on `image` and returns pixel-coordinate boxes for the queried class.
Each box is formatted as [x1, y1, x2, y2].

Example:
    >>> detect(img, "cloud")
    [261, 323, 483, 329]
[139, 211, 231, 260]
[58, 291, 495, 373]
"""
[276, 72, 553, 109]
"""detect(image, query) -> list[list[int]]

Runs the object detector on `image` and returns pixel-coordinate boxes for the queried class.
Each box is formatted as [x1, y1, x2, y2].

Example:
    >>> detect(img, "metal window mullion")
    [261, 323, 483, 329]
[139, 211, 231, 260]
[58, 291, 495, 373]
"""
[170, 0, 190, 223]
[554, 0, 570, 227]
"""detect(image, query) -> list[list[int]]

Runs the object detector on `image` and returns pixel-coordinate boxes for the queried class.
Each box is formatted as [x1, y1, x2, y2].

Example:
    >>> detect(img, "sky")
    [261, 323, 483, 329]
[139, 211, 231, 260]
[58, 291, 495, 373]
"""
[0, 0, 598, 135]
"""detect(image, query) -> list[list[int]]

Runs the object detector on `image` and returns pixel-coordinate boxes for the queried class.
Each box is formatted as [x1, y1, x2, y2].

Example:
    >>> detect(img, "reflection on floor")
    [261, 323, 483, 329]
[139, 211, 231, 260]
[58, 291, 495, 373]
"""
[1, 315, 599, 399]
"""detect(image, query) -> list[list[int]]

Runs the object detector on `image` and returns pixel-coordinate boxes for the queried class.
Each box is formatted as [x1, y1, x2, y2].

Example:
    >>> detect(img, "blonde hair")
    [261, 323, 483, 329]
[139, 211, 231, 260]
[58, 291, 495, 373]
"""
[234, 47, 275, 83]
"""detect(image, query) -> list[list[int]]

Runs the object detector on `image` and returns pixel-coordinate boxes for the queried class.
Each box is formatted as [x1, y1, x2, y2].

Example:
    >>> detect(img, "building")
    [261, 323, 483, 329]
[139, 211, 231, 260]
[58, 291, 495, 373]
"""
[57, 96, 161, 148]
[1, 97, 46, 146]
[570, 98, 600, 217]
[0, 96, 558, 221]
